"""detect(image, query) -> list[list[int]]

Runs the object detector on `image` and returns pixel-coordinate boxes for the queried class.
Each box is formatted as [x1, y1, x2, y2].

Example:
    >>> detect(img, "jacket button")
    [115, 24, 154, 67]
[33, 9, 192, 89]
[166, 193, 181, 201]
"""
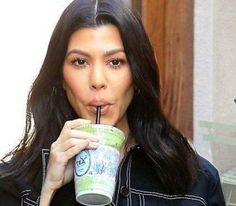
[120, 186, 129, 197]
[136, 145, 141, 151]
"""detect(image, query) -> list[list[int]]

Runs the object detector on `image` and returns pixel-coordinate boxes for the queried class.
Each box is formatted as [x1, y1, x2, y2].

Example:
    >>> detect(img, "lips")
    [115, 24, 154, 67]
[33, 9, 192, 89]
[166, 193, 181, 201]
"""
[87, 101, 113, 114]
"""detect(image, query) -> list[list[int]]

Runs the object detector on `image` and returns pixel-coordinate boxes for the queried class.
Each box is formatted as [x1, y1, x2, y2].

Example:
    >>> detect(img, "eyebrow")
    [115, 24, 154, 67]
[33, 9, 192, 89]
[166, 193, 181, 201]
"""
[66, 48, 125, 57]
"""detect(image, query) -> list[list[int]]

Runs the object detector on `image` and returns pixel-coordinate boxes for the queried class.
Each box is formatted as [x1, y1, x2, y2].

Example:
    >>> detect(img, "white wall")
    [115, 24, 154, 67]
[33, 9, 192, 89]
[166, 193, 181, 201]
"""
[213, 0, 236, 122]
[0, 0, 72, 158]
[194, 0, 214, 161]
[194, 0, 236, 164]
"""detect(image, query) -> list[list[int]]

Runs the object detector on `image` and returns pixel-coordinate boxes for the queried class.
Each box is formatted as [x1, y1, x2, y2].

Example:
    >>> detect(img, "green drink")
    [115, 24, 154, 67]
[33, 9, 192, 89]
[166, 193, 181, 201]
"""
[74, 124, 125, 206]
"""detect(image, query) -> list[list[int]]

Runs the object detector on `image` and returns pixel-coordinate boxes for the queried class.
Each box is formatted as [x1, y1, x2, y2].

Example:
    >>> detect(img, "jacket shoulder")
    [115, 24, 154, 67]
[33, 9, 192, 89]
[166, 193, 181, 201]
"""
[195, 156, 226, 206]
[198, 156, 220, 183]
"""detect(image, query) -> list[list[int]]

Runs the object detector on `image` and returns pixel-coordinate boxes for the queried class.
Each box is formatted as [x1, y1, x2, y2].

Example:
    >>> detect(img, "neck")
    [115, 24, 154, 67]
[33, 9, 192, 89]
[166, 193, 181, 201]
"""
[115, 114, 136, 160]
[119, 133, 136, 162]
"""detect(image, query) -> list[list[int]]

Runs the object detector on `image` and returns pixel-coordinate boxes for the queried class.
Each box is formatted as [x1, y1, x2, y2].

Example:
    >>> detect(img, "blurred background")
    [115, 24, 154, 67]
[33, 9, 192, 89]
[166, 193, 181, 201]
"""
[0, 0, 235, 203]
[0, 0, 72, 157]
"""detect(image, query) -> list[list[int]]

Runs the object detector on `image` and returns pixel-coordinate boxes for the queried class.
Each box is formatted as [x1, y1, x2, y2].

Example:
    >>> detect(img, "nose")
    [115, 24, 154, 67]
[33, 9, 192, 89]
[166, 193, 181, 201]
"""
[89, 65, 107, 90]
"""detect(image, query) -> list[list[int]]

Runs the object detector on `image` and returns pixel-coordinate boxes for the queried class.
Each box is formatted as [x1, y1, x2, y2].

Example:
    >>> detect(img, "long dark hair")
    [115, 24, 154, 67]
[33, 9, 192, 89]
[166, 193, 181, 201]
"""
[0, 0, 199, 194]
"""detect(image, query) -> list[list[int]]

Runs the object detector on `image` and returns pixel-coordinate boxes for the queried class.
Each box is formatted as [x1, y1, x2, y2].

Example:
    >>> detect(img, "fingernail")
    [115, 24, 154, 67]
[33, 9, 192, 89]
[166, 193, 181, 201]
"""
[89, 142, 100, 148]
[83, 119, 92, 123]
[89, 136, 100, 142]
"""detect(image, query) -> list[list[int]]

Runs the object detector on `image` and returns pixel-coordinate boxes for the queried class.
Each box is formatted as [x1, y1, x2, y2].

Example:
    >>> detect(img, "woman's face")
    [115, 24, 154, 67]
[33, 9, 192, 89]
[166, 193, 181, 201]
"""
[63, 24, 134, 131]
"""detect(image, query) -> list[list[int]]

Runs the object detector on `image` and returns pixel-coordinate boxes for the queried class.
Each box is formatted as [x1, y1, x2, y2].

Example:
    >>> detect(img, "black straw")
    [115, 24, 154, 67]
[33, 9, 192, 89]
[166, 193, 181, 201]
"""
[96, 106, 101, 124]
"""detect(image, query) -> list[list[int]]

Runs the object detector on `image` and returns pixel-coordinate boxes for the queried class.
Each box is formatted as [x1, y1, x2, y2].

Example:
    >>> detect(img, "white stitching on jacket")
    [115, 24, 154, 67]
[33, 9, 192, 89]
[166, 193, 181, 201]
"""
[25, 198, 38, 204]
[21, 190, 31, 197]
[127, 154, 133, 206]
[130, 188, 207, 206]
[20, 149, 49, 206]
[41, 149, 49, 183]
[138, 194, 142, 205]
[115, 153, 128, 206]
[142, 194, 145, 206]
[138, 194, 145, 206]
[20, 190, 39, 206]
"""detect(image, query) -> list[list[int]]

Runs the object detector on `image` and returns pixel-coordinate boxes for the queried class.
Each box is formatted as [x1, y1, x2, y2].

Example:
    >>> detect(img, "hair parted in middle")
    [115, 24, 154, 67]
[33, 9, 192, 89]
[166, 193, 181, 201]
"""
[2, 0, 199, 194]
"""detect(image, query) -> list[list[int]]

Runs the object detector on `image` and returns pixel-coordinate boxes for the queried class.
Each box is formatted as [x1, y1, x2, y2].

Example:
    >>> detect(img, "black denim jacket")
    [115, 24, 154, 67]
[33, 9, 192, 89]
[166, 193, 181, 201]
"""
[0, 146, 226, 206]
[112, 145, 226, 206]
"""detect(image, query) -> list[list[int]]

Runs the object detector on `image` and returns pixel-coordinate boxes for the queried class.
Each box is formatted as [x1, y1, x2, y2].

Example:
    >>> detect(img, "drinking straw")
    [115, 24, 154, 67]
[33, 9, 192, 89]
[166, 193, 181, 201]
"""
[96, 106, 101, 124]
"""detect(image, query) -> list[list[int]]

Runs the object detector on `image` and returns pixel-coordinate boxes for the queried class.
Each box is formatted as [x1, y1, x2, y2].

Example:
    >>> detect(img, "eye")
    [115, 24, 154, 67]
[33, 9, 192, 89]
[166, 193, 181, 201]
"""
[111, 59, 120, 66]
[108, 58, 124, 68]
[71, 58, 88, 67]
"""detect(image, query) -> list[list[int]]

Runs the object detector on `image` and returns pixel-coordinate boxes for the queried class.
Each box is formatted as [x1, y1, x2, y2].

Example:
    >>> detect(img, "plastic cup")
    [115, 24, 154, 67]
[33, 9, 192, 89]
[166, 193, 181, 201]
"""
[74, 124, 125, 206]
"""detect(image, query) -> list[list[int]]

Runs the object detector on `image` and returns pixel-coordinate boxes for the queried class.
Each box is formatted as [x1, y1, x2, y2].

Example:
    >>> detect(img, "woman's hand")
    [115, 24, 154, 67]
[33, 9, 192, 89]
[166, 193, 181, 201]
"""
[40, 119, 99, 205]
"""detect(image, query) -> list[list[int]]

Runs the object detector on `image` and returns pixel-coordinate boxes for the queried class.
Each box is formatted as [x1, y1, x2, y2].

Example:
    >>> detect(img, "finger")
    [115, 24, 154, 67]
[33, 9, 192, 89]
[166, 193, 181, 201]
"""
[70, 129, 99, 142]
[49, 140, 89, 165]
[46, 140, 99, 188]
[64, 119, 91, 130]
[53, 138, 99, 153]
[57, 119, 92, 143]
[63, 140, 99, 161]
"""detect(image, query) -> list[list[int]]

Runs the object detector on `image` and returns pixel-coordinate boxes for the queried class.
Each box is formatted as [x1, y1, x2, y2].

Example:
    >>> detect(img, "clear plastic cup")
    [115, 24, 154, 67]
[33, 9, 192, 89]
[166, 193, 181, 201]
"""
[74, 124, 125, 206]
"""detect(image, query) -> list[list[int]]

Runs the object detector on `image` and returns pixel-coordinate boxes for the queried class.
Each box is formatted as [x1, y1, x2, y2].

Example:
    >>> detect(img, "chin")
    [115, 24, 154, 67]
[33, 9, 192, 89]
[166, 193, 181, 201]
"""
[99, 121, 115, 126]
[97, 117, 117, 126]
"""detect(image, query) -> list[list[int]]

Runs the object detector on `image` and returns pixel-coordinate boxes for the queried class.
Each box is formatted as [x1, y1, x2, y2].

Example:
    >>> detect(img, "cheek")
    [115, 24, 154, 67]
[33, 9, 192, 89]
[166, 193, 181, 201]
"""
[63, 70, 86, 101]
[124, 85, 134, 107]
[120, 75, 134, 105]
[63, 69, 75, 87]
[124, 72, 134, 93]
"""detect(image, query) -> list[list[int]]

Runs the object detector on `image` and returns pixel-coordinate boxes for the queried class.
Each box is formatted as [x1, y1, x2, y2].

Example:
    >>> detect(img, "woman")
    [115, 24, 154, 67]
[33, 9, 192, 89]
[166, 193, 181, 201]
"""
[0, 0, 225, 205]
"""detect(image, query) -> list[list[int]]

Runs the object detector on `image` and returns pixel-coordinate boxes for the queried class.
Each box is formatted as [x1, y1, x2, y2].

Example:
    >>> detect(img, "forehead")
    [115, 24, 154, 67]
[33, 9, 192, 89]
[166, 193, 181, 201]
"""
[67, 24, 124, 51]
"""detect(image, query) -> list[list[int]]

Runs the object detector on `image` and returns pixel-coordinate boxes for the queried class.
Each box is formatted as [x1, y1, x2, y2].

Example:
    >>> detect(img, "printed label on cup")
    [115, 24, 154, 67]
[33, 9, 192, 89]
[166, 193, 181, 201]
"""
[75, 150, 91, 176]
[75, 145, 119, 178]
